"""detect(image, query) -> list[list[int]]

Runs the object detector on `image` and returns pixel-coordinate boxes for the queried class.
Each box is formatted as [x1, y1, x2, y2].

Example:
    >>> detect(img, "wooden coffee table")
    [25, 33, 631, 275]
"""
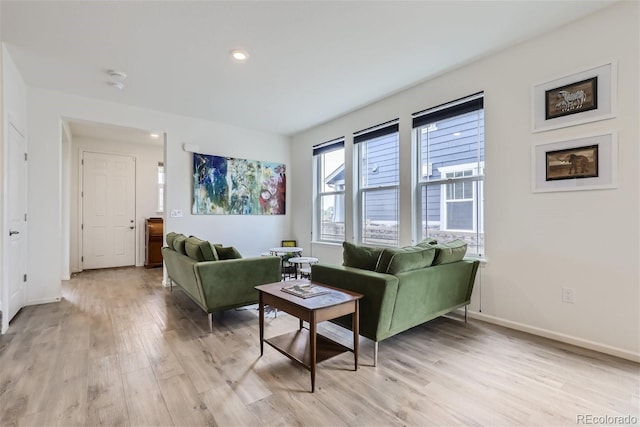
[256, 280, 363, 392]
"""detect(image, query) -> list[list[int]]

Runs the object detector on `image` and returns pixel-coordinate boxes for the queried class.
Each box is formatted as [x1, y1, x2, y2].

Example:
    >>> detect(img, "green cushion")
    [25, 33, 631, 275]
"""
[185, 236, 218, 261]
[216, 246, 243, 260]
[342, 242, 383, 271]
[378, 246, 437, 274]
[166, 232, 178, 248]
[432, 239, 467, 265]
[172, 234, 187, 255]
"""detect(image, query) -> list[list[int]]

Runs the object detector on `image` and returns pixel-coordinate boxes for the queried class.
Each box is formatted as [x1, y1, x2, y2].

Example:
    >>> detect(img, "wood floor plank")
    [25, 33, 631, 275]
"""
[200, 382, 262, 427]
[157, 373, 216, 427]
[0, 266, 637, 427]
[121, 367, 173, 427]
[87, 354, 130, 426]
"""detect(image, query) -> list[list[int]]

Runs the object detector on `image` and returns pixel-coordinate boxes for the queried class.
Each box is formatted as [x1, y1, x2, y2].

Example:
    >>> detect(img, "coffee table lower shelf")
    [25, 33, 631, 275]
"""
[265, 328, 352, 368]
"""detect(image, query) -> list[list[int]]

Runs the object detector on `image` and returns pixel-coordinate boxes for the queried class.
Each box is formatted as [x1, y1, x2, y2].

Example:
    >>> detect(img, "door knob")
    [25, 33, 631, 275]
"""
[129, 226, 135, 230]
[9, 230, 19, 236]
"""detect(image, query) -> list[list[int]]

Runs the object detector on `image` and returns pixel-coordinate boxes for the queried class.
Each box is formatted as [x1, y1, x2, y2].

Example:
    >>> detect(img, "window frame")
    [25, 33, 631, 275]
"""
[355, 121, 400, 247]
[313, 139, 345, 243]
[412, 94, 485, 258]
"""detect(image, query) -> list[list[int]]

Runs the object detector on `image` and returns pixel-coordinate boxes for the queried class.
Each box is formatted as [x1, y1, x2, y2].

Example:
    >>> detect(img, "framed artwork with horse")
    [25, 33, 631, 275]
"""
[532, 133, 617, 193]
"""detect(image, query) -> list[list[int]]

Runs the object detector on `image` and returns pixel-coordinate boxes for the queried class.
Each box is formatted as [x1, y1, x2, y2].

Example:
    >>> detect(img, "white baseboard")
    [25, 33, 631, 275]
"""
[461, 309, 640, 363]
[27, 296, 62, 306]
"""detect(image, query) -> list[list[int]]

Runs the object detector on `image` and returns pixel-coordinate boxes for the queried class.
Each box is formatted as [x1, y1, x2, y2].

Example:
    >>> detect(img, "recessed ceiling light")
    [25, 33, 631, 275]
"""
[230, 49, 250, 62]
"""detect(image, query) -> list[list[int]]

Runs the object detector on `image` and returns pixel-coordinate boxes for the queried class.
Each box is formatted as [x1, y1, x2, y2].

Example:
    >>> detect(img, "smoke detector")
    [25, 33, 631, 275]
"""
[107, 69, 127, 80]
[107, 81, 124, 90]
[106, 69, 127, 90]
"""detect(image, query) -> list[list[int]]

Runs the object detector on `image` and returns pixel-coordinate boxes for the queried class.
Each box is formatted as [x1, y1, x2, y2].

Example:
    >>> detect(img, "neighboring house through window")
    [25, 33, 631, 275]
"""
[413, 93, 484, 257]
[313, 139, 345, 242]
[355, 120, 399, 246]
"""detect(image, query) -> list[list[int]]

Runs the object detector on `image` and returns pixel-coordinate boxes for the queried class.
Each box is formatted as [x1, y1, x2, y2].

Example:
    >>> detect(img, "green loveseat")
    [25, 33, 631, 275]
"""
[311, 240, 479, 365]
[162, 232, 281, 331]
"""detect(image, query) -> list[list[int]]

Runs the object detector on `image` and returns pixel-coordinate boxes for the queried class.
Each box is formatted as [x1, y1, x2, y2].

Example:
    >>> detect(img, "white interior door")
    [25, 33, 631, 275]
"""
[6, 123, 27, 324]
[82, 152, 135, 269]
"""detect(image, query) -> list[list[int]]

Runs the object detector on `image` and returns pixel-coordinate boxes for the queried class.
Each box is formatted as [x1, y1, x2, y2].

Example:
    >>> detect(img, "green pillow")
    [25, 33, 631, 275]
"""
[375, 248, 400, 273]
[342, 241, 383, 271]
[216, 246, 243, 260]
[165, 232, 178, 248]
[172, 234, 187, 254]
[379, 246, 437, 274]
[185, 236, 218, 261]
[432, 239, 467, 265]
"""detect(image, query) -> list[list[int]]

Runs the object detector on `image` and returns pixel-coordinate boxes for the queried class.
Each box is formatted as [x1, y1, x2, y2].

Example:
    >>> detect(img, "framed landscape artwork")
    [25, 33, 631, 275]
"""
[532, 62, 616, 132]
[532, 133, 617, 193]
[192, 152, 286, 215]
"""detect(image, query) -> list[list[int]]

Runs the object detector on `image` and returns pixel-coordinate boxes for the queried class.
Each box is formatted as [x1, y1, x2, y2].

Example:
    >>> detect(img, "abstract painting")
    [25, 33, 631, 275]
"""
[192, 153, 286, 215]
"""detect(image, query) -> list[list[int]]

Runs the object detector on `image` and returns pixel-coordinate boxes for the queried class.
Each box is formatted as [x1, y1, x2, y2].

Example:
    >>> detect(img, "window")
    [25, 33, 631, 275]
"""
[157, 162, 165, 213]
[313, 139, 345, 242]
[413, 94, 484, 257]
[355, 120, 399, 246]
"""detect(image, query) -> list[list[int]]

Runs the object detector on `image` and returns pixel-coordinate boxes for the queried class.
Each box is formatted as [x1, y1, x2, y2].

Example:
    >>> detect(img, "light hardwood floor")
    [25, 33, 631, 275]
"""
[1, 266, 638, 426]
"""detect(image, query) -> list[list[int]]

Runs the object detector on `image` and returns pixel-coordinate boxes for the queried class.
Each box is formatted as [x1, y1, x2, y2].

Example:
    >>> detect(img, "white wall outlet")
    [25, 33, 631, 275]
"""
[561, 287, 575, 304]
[170, 209, 183, 218]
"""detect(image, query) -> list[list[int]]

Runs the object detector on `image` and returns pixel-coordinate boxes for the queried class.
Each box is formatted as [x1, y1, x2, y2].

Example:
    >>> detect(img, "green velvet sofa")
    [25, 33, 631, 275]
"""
[162, 232, 281, 331]
[310, 239, 479, 365]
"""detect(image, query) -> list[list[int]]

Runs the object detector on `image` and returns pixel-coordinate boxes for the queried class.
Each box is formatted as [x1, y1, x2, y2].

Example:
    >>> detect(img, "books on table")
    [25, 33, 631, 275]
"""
[281, 283, 330, 299]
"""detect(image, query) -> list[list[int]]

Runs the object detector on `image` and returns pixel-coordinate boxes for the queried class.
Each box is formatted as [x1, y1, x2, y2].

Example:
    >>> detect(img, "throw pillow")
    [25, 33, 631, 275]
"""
[431, 239, 467, 265]
[342, 241, 383, 271]
[172, 234, 188, 255]
[380, 246, 437, 274]
[165, 232, 178, 248]
[216, 246, 243, 260]
[375, 248, 399, 273]
[185, 236, 218, 261]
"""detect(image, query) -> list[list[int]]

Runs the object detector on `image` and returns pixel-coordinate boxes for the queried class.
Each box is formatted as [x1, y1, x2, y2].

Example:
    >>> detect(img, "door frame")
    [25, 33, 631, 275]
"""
[78, 149, 137, 271]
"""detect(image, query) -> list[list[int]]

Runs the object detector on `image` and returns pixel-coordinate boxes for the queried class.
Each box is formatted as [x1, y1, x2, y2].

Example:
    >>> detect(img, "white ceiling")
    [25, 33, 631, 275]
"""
[2, 0, 617, 137]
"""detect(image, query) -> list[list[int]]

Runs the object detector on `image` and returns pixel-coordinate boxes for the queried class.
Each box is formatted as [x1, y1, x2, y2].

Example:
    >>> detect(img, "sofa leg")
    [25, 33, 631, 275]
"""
[169, 278, 173, 292]
[465, 305, 468, 323]
[373, 341, 378, 367]
[208, 313, 213, 333]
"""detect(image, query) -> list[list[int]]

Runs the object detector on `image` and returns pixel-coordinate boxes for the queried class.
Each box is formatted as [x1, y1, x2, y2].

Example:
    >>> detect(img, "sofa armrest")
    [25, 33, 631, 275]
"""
[194, 256, 281, 310]
[311, 264, 399, 342]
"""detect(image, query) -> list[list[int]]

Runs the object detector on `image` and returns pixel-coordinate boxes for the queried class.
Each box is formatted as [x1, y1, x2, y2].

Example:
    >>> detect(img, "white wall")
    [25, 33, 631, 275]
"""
[61, 122, 71, 279]
[0, 28, 4, 323]
[26, 89, 290, 304]
[291, 2, 639, 360]
[69, 136, 164, 271]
